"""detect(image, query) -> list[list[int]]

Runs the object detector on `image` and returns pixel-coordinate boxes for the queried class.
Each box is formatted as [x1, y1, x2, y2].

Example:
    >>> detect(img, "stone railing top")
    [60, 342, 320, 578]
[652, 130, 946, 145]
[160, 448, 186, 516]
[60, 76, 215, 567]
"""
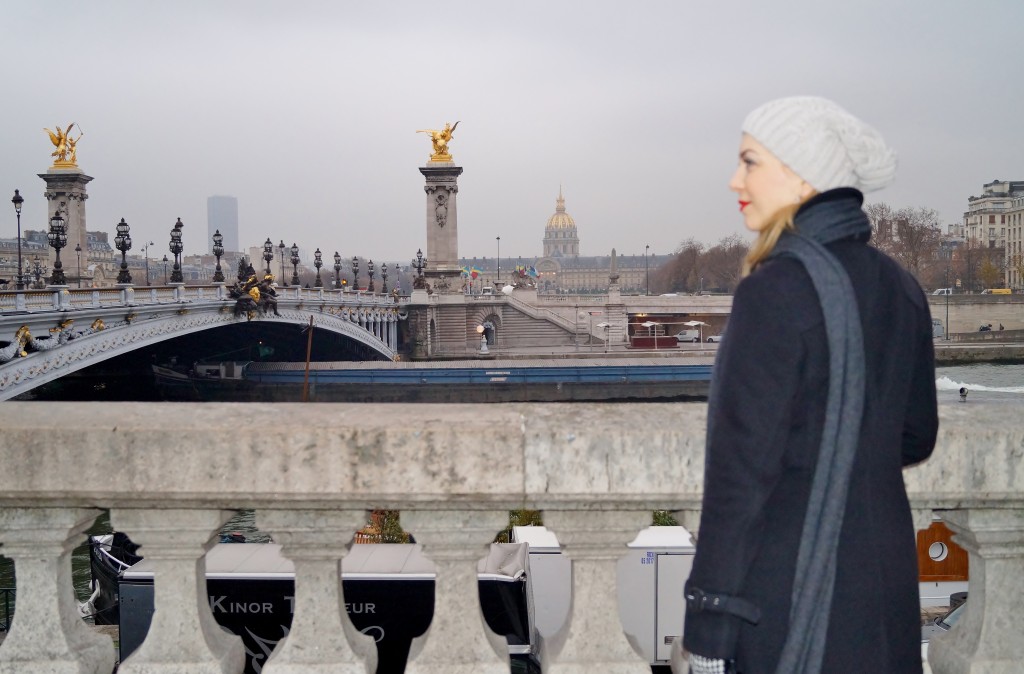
[0, 402, 1017, 511]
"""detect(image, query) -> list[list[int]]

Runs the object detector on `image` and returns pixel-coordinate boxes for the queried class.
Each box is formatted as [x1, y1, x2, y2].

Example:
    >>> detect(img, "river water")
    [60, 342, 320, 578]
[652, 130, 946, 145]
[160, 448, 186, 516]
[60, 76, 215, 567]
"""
[935, 363, 1024, 404]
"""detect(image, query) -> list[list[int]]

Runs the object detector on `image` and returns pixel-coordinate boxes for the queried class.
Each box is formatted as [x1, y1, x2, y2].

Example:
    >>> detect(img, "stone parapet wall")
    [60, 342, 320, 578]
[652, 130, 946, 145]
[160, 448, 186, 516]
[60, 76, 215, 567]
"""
[0, 402, 1020, 673]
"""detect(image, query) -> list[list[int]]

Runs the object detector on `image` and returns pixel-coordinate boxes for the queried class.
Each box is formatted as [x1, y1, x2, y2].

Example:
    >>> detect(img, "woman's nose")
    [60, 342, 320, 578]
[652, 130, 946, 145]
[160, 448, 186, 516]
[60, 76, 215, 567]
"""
[729, 165, 744, 193]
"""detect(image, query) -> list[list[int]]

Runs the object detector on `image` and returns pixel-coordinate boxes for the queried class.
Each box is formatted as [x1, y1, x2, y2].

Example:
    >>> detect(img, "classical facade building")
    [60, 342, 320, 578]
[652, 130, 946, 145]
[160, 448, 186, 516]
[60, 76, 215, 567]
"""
[963, 180, 1023, 288]
[458, 190, 665, 295]
[964, 179, 1022, 250]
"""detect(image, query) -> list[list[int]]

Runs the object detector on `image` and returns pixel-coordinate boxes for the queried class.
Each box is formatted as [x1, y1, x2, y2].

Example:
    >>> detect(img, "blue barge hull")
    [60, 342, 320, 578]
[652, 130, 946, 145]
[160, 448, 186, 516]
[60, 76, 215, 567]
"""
[158, 358, 714, 402]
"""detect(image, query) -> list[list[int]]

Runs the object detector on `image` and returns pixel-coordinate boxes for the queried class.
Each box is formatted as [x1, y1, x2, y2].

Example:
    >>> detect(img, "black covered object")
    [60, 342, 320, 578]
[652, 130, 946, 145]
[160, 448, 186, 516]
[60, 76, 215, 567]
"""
[118, 543, 540, 674]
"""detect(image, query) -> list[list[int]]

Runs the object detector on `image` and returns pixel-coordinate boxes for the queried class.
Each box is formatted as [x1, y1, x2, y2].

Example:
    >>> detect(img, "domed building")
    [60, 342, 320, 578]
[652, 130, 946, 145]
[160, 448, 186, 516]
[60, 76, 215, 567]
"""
[459, 189, 663, 295]
[542, 188, 579, 258]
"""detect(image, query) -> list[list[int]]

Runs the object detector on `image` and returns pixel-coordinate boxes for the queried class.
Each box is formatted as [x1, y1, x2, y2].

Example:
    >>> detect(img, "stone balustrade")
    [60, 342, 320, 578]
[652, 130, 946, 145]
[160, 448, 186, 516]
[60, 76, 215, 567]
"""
[0, 402, 1020, 673]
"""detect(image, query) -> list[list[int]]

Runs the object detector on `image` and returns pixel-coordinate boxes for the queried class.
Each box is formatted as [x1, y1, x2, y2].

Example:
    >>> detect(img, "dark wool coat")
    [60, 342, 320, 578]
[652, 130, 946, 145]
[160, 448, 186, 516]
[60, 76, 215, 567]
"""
[682, 197, 939, 673]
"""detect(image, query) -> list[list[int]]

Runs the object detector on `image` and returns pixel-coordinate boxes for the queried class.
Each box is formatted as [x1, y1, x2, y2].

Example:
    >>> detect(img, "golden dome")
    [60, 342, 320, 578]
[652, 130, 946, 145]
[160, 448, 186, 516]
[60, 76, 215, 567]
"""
[546, 188, 576, 229]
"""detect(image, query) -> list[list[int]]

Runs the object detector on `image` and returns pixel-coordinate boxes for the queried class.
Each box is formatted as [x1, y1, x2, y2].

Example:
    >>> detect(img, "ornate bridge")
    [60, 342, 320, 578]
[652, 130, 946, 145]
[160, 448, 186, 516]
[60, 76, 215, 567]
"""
[0, 285, 405, 401]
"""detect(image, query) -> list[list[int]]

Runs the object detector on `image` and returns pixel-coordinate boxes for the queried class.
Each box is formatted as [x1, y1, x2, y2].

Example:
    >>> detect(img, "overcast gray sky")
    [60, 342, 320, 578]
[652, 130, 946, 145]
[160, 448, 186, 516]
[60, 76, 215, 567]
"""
[2, 1, 1020, 263]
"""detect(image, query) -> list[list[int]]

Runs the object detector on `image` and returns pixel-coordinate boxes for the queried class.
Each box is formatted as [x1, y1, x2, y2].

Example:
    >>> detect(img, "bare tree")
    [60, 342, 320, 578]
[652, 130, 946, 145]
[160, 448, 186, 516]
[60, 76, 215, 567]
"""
[865, 202, 943, 285]
[702, 234, 747, 292]
[653, 238, 705, 293]
[653, 235, 748, 294]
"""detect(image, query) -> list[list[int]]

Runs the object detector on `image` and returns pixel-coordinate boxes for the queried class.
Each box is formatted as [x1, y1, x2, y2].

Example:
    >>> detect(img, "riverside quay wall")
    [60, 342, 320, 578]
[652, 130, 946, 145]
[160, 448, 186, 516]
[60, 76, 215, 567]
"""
[0, 402, 1021, 674]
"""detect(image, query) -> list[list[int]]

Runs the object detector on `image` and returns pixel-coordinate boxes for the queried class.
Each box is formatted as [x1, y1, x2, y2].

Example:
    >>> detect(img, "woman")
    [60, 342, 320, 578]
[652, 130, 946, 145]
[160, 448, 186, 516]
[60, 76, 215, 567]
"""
[682, 97, 938, 674]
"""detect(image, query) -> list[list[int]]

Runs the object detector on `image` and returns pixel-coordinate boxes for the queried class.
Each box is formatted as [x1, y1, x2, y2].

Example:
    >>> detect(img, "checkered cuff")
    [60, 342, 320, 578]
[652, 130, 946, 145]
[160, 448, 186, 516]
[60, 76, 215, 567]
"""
[690, 653, 727, 674]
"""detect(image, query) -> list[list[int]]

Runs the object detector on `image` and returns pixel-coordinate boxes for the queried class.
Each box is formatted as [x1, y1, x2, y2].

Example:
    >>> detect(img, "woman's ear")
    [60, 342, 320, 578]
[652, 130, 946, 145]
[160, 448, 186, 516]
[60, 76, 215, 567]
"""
[798, 181, 815, 201]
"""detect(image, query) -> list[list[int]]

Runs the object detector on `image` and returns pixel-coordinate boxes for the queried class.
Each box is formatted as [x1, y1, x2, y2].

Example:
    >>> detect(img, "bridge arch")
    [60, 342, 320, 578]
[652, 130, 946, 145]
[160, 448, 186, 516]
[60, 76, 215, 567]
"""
[0, 292, 403, 400]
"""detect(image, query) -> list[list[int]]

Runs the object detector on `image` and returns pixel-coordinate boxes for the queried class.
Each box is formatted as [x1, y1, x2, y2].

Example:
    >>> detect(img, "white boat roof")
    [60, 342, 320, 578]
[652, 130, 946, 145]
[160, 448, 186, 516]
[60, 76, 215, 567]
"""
[511, 525, 694, 551]
[627, 526, 694, 549]
[123, 542, 527, 582]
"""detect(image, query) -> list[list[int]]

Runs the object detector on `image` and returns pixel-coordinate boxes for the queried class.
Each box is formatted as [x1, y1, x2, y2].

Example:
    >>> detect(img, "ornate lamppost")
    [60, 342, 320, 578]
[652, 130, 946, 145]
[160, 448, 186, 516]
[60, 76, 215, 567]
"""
[11, 190, 24, 290]
[169, 218, 184, 284]
[262, 238, 274, 276]
[114, 218, 133, 284]
[367, 259, 375, 293]
[381, 262, 389, 294]
[162, 255, 168, 284]
[496, 235, 501, 287]
[47, 211, 68, 286]
[412, 248, 427, 289]
[290, 243, 300, 286]
[278, 240, 286, 281]
[313, 248, 323, 288]
[212, 230, 225, 283]
[143, 240, 154, 286]
[30, 257, 48, 289]
[75, 243, 82, 288]
[352, 255, 360, 290]
[333, 251, 342, 290]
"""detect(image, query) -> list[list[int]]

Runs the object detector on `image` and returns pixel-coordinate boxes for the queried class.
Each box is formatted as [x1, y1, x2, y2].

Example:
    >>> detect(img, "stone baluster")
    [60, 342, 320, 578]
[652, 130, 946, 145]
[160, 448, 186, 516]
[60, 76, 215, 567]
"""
[928, 508, 1024, 673]
[111, 508, 244, 674]
[259, 509, 375, 674]
[542, 510, 652, 674]
[402, 509, 510, 674]
[0, 507, 116, 674]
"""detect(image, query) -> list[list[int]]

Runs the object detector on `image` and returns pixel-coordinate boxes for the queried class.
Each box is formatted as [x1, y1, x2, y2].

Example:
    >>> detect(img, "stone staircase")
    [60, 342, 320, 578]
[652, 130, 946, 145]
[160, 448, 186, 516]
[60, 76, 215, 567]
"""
[496, 304, 579, 348]
[433, 305, 470, 354]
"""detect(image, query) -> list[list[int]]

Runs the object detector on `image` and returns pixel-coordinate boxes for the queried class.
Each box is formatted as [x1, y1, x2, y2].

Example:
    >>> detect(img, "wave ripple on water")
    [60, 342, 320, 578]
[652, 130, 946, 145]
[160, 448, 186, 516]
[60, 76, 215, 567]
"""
[935, 363, 1024, 401]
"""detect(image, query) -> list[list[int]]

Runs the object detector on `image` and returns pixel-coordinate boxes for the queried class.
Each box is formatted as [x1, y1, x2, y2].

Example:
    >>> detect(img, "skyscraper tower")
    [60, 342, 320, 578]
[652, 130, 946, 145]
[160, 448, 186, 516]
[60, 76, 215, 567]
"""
[207, 196, 239, 253]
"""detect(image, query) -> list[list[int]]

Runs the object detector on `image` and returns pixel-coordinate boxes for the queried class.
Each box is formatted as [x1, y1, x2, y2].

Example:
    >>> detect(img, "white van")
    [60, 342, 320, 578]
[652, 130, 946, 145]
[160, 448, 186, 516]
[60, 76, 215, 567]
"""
[932, 288, 953, 296]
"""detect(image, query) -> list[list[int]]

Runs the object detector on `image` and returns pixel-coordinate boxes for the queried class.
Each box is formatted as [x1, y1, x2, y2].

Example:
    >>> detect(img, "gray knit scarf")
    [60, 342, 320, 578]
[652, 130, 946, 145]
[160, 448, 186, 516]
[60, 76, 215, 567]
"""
[769, 190, 869, 674]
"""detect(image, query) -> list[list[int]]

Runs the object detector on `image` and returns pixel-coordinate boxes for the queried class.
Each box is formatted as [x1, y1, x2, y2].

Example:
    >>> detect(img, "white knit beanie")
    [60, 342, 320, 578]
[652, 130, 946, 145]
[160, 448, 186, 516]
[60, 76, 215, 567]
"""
[742, 96, 897, 193]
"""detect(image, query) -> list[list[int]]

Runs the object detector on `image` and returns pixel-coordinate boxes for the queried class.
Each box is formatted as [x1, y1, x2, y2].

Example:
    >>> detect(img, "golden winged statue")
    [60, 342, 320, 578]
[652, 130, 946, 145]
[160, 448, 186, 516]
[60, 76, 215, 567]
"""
[44, 122, 84, 167]
[416, 121, 459, 162]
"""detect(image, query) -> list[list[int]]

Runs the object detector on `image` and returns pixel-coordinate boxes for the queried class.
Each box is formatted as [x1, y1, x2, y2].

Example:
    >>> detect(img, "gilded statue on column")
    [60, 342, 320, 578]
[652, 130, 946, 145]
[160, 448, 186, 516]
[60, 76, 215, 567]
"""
[44, 122, 84, 168]
[417, 121, 459, 162]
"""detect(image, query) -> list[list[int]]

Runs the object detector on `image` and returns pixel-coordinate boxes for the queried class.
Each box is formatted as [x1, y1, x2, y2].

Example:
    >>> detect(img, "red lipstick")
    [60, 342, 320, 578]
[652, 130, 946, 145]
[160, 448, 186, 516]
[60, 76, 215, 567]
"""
[739, 200, 750, 211]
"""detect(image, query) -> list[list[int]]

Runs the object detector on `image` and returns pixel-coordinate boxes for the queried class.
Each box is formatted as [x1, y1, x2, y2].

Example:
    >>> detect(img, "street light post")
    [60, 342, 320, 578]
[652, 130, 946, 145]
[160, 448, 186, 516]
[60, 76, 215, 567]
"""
[333, 251, 342, 290]
[946, 263, 950, 340]
[290, 243, 300, 287]
[313, 248, 323, 288]
[75, 243, 82, 288]
[381, 262, 389, 294]
[212, 231, 225, 283]
[114, 218, 133, 284]
[263, 238, 274, 276]
[352, 256, 360, 290]
[11, 190, 24, 290]
[46, 212, 68, 286]
[162, 255, 168, 284]
[30, 257, 47, 289]
[412, 249, 427, 289]
[367, 259, 375, 293]
[143, 240, 154, 286]
[278, 240, 286, 281]
[168, 218, 184, 284]
[496, 236, 501, 288]
[645, 244, 650, 296]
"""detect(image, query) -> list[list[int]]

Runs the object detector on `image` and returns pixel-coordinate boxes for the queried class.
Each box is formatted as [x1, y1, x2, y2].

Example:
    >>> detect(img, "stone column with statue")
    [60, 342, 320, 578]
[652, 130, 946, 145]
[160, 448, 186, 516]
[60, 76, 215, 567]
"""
[38, 122, 93, 287]
[417, 122, 464, 292]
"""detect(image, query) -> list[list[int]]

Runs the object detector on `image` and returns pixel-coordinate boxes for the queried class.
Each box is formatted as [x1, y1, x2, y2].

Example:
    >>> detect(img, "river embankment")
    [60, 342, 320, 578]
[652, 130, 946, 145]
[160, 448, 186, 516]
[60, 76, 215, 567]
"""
[934, 341, 1024, 364]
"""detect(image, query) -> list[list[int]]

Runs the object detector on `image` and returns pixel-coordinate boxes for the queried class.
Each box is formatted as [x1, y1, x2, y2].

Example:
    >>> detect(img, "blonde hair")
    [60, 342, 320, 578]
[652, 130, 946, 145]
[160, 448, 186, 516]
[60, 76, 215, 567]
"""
[741, 195, 817, 277]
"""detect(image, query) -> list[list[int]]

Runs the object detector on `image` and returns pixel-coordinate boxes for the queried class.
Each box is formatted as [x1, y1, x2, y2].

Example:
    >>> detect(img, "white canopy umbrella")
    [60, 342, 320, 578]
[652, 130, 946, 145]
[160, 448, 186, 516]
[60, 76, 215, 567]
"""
[682, 320, 709, 342]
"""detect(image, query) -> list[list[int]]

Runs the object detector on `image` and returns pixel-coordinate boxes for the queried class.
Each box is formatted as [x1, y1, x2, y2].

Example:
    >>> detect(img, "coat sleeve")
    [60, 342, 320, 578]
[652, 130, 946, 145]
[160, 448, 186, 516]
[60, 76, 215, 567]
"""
[683, 262, 810, 659]
[901, 297, 938, 467]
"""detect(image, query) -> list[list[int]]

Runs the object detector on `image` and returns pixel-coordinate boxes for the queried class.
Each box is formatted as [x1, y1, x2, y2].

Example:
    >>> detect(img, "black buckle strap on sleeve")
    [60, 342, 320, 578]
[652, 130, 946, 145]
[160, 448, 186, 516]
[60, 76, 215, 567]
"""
[684, 584, 761, 625]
